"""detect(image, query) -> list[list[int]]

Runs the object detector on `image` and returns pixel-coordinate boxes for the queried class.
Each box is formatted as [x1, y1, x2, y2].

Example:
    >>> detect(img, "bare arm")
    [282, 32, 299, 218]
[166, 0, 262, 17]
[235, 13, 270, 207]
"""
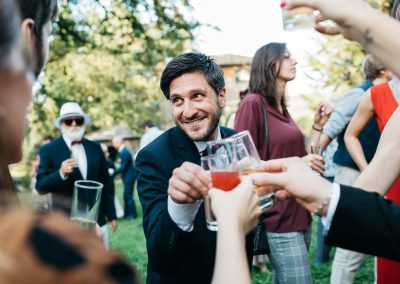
[344, 91, 374, 171]
[284, 0, 400, 78]
[308, 102, 332, 152]
[209, 178, 259, 284]
[353, 106, 400, 194]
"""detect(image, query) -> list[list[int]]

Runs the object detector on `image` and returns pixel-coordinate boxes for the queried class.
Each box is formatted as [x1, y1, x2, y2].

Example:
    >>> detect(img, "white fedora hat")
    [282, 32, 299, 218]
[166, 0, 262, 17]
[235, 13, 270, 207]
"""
[53, 102, 91, 128]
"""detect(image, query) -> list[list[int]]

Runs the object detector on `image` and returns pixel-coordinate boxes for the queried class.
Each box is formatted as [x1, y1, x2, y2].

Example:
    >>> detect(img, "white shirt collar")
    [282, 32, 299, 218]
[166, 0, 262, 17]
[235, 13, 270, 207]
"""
[193, 126, 222, 154]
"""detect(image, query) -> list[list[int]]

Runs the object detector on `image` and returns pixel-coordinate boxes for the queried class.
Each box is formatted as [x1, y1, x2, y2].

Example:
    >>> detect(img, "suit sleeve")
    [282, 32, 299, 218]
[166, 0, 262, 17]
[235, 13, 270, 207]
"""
[97, 145, 117, 221]
[136, 148, 193, 276]
[114, 150, 130, 176]
[36, 144, 66, 194]
[326, 185, 400, 261]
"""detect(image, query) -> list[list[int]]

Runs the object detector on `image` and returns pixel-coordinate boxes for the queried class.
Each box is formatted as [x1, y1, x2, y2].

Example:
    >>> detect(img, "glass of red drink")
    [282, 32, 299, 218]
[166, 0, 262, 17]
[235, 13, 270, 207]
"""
[202, 141, 241, 231]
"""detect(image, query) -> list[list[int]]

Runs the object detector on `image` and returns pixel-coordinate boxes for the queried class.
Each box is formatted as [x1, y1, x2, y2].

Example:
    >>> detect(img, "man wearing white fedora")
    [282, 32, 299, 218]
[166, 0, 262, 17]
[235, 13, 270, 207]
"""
[36, 102, 118, 245]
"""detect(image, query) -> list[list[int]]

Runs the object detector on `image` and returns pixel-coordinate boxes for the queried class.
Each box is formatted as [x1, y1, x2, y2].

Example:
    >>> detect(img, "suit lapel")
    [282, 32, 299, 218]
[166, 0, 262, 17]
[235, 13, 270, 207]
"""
[82, 139, 91, 180]
[56, 137, 72, 163]
[172, 127, 199, 165]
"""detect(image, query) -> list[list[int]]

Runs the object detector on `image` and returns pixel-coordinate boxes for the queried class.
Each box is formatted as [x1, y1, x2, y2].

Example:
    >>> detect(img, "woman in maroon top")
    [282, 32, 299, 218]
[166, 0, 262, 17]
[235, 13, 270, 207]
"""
[234, 42, 324, 283]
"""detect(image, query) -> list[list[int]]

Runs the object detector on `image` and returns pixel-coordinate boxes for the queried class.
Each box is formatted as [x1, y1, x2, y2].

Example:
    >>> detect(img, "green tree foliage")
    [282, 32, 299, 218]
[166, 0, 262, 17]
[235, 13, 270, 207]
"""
[298, 0, 393, 132]
[29, 0, 198, 138]
[19, 0, 198, 186]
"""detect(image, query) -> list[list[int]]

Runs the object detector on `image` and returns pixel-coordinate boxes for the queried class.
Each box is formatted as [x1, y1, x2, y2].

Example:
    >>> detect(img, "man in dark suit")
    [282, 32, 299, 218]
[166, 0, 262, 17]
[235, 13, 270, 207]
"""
[251, 156, 400, 261]
[112, 135, 137, 219]
[36, 102, 117, 238]
[135, 53, 253, 284]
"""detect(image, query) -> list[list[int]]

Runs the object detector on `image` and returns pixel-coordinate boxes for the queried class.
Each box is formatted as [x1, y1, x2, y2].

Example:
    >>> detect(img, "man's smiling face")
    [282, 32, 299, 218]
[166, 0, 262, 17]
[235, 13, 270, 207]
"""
[169, 72, 226, 141]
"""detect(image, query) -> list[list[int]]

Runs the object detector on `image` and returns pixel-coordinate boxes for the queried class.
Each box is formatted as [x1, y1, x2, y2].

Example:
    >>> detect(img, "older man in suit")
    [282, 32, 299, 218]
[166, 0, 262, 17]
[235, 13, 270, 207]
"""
[36, 102, 117, 241]
[135, 53, 253, 284]
[112, 135, 137, 219]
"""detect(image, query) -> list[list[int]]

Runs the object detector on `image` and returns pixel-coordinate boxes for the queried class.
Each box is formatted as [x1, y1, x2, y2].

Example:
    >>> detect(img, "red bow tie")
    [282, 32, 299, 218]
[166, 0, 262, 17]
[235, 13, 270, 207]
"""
[71, 140, 83, 146]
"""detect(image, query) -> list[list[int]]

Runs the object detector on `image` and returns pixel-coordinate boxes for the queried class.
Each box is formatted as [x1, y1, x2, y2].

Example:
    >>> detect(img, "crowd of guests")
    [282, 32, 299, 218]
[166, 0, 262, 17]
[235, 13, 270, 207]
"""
[1, 0, 400, 283]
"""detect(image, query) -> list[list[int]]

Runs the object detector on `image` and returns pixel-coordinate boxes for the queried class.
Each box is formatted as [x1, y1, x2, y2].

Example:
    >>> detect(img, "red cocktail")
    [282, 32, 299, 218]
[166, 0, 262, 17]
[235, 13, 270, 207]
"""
[211, 171, 241, 191]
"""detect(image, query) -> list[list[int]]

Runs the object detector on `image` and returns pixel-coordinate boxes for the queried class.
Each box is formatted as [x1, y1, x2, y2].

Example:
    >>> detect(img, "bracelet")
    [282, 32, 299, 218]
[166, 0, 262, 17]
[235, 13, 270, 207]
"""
[312, 124, 323, 131]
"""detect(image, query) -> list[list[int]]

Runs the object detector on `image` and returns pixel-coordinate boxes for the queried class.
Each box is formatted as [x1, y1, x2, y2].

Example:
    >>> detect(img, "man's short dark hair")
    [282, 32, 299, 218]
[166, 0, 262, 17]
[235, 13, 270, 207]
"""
[141, 120, 155, 128]
[160, 52, 225, 99]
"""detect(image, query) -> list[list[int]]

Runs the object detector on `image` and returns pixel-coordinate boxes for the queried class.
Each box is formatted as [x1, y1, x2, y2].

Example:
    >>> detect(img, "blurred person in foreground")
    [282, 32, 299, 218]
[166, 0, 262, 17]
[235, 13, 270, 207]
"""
[281, 0, 400, 77]
[0, 1, 137, 283]
[0, 0, 58, 207]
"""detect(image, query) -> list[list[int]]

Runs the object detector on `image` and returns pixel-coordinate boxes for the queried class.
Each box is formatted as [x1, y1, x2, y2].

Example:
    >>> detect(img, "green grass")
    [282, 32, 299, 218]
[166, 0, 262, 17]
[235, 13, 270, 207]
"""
[110, 182, 374, 283]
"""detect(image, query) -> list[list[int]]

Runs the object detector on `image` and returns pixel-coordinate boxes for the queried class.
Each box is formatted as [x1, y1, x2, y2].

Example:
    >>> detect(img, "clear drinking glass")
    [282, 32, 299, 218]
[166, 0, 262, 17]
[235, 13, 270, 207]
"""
[310, 142, 324, 156]
[202, 152, 241, 231]
[282, 7, 319, 31]
[225, 131, 276, 212]
[205, 131, 276, 214]
[310, 142, 325, 175]
[201, 156, 217, 231]
[71, 180, 103, 231]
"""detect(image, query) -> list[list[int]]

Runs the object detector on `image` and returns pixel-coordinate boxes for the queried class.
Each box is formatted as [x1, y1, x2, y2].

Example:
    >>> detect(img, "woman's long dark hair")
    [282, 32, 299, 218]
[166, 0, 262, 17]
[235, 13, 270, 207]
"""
[0, 0, 20, 68]
[249, 42, 287, 109]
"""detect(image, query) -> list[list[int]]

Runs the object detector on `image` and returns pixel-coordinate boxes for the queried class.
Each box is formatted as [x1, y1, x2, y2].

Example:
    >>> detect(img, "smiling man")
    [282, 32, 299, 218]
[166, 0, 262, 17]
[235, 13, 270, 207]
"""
[135, 53, 253, 284]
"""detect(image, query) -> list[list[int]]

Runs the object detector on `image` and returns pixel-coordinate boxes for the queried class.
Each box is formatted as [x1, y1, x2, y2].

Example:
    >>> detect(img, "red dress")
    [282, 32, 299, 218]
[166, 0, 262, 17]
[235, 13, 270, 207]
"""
[370, 82, 400, 283]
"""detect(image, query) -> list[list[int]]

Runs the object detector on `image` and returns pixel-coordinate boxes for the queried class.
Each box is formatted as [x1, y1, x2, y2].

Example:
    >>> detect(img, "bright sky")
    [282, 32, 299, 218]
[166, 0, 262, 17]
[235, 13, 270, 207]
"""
[191, 0, 325, 113]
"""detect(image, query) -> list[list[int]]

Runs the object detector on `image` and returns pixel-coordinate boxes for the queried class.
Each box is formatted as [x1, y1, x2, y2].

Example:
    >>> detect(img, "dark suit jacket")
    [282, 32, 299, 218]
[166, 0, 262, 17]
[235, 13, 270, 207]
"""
[326, 184, 400, 261]
[36, 137, 116, 226]
[114, 146, 135, 186]
[136, 126, 254, 284]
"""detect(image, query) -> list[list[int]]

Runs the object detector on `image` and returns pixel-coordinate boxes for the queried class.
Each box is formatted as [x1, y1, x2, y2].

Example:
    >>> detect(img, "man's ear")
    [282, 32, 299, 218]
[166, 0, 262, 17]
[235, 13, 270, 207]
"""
[20, 18, 36, 48]
[218, 88, 227, 108]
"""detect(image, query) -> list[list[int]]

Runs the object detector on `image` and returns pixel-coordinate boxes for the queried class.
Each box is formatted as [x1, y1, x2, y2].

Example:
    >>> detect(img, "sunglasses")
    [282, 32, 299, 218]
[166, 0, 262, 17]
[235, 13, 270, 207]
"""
[62, 118, 84, 126]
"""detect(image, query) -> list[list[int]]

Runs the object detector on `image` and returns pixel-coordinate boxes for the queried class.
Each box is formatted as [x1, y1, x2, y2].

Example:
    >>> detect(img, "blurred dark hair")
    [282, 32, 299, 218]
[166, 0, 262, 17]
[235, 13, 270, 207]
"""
[362, 54, 386, 80]
[249, 42, 287, 109]
[160, 52, 225, 99]
[239, 88, 249, 101]
[15, 0, 58, 39]
[141, 120, 155, 128]
[0, 0, 20, 68]
[15, 0, 58, 76]
[392, 0, 400, 20]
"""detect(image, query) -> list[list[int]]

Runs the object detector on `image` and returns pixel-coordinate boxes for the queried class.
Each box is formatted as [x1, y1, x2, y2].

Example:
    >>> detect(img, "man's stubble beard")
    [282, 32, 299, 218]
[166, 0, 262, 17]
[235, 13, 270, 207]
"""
[174, 101, 223, 142]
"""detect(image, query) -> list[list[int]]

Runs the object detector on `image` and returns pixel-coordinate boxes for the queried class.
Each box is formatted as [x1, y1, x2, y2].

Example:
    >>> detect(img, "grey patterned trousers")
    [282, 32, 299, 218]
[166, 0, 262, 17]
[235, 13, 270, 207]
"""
[267, 227, 312, 284]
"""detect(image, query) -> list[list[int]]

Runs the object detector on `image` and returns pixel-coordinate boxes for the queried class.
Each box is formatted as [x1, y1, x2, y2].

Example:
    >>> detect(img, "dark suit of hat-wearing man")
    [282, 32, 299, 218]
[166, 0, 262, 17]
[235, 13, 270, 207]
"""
[36, 102, 118, 234]
[136, 53, 253, 284]
[112, 136, 137, 219]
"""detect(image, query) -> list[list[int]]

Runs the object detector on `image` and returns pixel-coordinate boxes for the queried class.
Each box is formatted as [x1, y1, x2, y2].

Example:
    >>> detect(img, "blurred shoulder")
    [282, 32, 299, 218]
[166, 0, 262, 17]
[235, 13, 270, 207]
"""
[136, 127, 176, 161]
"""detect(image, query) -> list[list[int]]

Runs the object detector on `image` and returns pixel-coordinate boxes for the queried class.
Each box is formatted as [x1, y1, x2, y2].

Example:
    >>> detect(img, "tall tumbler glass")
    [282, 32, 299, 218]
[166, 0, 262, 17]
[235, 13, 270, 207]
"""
[71, 180, 103, 231]
[202, 144, 241, 231]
